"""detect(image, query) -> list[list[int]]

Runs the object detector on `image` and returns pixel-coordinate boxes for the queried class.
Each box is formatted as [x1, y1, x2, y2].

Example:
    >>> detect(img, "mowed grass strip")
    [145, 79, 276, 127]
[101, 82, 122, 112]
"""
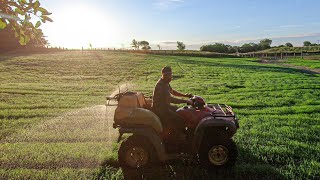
[0, 168, 101, 180]
[133, 54, 320, 179]
[1, 142, 114, 168]
[0, 51, 145, 179]
[286, 55, 320, 69]
[1, 51, 320, 179]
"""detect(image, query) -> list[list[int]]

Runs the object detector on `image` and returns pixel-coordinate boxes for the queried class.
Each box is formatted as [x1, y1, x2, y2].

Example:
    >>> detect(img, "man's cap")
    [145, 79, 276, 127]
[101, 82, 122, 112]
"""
[162, 66, 172, 75]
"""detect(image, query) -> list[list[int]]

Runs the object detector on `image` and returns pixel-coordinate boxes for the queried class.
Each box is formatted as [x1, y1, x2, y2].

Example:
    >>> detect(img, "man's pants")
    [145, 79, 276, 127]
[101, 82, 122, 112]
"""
[155, 105, 185, 133]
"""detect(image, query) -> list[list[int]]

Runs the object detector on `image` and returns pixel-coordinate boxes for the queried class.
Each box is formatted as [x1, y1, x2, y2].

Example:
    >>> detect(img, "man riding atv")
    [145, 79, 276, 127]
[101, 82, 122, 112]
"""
[108, 67, 239, 169]
[152, 66, 193, 142]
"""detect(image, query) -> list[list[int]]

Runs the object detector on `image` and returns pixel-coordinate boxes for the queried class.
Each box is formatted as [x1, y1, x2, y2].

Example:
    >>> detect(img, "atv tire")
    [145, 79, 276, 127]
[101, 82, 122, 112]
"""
[118, 135, 158, 169]
[199, 138, 238, 170]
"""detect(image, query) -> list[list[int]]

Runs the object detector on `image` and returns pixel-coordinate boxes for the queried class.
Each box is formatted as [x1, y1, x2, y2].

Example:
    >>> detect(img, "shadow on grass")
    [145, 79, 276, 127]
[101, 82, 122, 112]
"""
[176, 59, 319, 76]
[98, 146, 285, 180]
[0, 48, 64, 61]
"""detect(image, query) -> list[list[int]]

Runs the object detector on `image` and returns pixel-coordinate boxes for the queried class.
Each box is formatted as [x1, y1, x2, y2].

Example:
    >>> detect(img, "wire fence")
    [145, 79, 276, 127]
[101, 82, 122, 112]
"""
[4, 46, 320, 60]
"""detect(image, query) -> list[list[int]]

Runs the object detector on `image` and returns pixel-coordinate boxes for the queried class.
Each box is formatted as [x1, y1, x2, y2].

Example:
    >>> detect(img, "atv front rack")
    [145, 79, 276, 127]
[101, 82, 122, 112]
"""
[208, 104, 239, 128]
[208, 104, 235, 117]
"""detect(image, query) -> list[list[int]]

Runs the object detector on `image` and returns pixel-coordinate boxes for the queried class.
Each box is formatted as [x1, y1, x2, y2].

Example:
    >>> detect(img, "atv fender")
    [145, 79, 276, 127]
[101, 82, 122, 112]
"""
[118, 127, 167, 162]
[192, 116, 238, 154]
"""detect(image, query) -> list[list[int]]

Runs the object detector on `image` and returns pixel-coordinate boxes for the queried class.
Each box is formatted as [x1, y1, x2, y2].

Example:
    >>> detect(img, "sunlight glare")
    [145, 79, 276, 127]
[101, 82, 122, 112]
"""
[46, 4, 120, 48]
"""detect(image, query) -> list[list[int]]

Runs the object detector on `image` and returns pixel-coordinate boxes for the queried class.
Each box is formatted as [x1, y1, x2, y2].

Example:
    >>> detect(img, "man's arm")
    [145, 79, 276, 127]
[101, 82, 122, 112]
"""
[170, 96, 192, 104]
[170, 89, 191, 98]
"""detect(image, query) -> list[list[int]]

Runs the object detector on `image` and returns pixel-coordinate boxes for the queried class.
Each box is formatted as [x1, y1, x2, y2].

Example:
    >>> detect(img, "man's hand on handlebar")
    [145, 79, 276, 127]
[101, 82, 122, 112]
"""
[184, 93, 193, 98]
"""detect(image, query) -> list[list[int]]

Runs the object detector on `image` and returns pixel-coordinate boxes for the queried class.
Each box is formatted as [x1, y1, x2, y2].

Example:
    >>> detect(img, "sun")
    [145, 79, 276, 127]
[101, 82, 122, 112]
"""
[44, 4, 120, 49]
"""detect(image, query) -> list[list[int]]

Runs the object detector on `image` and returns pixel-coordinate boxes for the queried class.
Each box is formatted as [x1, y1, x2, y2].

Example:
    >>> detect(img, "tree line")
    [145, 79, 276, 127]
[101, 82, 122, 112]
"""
[200, 40, 319, 53]
[130, 38, 319, 53]
[200, 39, 273, 53]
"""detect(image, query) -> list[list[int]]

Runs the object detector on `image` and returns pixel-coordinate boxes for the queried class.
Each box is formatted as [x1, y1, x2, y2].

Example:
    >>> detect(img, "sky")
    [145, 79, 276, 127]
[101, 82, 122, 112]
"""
[40, 0, 320, 49]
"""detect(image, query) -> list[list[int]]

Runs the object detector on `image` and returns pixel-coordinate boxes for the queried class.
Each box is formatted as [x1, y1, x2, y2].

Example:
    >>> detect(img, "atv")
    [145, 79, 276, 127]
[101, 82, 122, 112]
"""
[106, 89, 239, 170]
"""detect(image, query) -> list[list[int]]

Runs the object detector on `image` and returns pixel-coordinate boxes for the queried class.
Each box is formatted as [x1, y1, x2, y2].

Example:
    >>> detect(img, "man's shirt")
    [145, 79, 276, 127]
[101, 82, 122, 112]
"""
[152, 78, 185, 112]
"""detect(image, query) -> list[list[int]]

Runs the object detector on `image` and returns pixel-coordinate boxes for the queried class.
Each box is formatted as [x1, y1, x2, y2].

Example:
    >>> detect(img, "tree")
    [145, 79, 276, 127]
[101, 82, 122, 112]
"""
[139, 40, 151, 50]
[239, 43, 259, 53]
[137, 41, 140, 49]
[0, 0, 53, 46]
[200, 43, 228, 53]
[285, 43, 293, 47]
[131, 39, 138, 49]
[200, 43, 239, 53]
[157, 44, 161, 50]
[177, 41, 186, 50]
[303, 41, 312, 46]
[225, 45, 237, 53]
[259, 38, 272, 50]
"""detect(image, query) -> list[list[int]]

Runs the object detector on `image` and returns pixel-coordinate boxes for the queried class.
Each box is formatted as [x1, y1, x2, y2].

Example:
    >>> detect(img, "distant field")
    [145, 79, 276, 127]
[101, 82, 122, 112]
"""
[286, 56, 320, 69]
[260, 46, 320, 53]
[0, 51, 319, 179]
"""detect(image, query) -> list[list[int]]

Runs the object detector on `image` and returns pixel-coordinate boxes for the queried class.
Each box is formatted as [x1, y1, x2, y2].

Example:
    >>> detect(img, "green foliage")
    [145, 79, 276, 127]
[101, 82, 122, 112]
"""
[131, 39, 138, 49]
[139, 40, 151, 50]
[0, 19, 6, 29]
[130, 39, 151, 50]
[177, 41, 186, 50]
[0, 0, 52, 46]
[201, 39, 273, 53]
[285, 42, 293, 47]
[35, 21, 40, 28]
[239, 43, 259, 53]
[259, 38, 272, 50]
[200, 43, 236, 53]
[303, 41, 312, 46]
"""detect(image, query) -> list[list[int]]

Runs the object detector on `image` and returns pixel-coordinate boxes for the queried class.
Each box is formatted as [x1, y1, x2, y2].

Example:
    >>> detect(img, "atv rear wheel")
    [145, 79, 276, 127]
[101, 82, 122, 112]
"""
[118, 135, 158, 169]
[199, 138, 238, 169]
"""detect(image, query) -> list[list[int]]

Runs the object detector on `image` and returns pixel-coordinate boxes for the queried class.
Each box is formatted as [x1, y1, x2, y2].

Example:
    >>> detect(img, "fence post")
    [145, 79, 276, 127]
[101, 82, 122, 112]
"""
[281, 51, 283, 59]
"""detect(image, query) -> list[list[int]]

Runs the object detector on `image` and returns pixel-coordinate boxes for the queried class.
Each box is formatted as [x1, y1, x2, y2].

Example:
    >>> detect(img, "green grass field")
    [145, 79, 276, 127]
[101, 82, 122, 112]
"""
[1, 51, 319, 179]
[285, 56, 320, 69]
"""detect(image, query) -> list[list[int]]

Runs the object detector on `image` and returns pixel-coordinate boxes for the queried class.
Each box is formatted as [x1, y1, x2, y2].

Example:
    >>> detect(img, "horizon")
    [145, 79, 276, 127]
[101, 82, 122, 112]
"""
[40, 0, 320, 49]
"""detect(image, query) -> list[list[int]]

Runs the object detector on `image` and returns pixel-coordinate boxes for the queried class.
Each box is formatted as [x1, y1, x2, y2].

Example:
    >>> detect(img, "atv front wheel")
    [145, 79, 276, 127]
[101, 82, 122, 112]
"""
[118, 135, 158, 169]
[199, 138, 238, 169]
